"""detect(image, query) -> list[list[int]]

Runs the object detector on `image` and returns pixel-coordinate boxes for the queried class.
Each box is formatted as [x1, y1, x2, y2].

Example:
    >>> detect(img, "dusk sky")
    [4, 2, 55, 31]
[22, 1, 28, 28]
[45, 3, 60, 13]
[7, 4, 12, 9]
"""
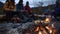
[0, 0, 56, 7]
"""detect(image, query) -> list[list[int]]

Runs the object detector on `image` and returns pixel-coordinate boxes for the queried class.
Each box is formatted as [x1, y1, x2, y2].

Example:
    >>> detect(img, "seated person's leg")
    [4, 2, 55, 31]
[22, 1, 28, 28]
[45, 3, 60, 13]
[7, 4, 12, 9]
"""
[23, 11, 27, 15]
[10, 11, 16, 18]
[5, 11, 11, 22]
[8, 11, 15, 21]
[17, 12, 23, 18]
[6, 12, 8, 18]
[6, 12, 10, 18]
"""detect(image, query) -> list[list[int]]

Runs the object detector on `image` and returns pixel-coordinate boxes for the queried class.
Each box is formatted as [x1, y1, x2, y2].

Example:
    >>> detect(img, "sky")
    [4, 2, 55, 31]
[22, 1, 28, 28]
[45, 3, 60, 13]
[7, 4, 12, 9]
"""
[0, 0, 56, 7]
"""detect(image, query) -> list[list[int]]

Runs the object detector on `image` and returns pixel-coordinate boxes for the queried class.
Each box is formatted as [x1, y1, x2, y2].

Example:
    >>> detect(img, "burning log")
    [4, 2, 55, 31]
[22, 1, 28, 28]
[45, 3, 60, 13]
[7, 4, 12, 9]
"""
[16, 18, 57, 34]
[33, 25, 49, 34]
[44, 17, 51, 24]
[46, 25, 57, 34]
[38, 31, 42, 34]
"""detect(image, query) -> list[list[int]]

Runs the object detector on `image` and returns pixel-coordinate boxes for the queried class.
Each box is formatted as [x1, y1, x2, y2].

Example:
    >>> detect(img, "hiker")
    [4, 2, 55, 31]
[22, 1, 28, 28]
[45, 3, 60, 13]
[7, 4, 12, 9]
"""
[24, 1, 34, 20]
[24, 1, 32, 15]
[3, 0, 16, 21]
[16, 0, 24, 11]
[16, 0, 24, 19]
[3, 0, 10, 19]
[52, 1, 60, 20]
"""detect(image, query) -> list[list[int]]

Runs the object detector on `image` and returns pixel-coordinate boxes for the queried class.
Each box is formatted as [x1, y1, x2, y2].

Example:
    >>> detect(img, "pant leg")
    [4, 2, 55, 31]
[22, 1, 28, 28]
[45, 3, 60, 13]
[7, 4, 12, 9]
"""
[6, 11, 10, 18]
[10, 11, 16, 18]
[8, 11, 14, 18]
[10, 11, 15, 17]
[5, 11, 11, 22]
[17, 12, 24, 19]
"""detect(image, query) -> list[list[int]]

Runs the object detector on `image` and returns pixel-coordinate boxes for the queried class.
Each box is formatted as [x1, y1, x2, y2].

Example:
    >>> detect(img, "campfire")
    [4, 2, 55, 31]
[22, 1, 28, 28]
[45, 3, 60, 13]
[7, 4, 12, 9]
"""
[23, 17, 57, 34]
[25, 25, 57, 34]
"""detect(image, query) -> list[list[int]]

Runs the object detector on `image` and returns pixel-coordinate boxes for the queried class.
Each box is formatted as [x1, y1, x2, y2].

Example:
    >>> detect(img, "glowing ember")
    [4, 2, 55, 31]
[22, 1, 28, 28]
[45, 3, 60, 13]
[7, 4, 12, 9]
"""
[46, 26, 52, 33]
[43, 30, 48, 34]
[45, 18, 50, 22]
[40, 26, 48, 34]
[49, 30, 52, 33]
[46, 26, 50, 30]
[38, 31, 42, 34]
[44, 18, 50, 24]
[31, 25, 57, 34]
[45, 26, 56, 34]
[34, 27, 39, 32]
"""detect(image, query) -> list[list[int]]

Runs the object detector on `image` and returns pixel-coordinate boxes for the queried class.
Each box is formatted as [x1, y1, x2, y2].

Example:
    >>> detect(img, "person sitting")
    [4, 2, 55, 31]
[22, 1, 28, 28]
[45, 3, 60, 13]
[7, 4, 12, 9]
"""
[3, 0, 10, 19]
[9, 0, 16, 17]
[16, 0, 24, 18]
[3, 0, 16, 22]
[24, 1, 32, 15]
[16, 0, 24, 11]
[24, 1, 34, 20]
[52, 1, 60, 20]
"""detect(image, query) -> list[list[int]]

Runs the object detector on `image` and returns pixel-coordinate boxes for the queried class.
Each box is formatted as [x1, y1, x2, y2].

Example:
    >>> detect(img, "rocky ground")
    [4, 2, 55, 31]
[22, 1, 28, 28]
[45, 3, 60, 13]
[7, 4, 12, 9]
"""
[0, 14, 60, 34]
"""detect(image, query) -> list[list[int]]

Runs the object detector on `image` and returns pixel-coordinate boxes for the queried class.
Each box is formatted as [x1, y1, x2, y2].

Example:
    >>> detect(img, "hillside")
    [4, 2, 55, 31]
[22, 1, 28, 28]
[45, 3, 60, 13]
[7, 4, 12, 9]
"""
[0, 2, 4, 15]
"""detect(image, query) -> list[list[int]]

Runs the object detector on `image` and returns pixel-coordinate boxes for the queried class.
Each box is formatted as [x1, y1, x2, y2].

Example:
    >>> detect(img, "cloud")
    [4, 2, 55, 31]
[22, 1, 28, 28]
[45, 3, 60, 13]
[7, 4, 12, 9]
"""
[0, 0, 6, 3]
[0, 0, 56, 7]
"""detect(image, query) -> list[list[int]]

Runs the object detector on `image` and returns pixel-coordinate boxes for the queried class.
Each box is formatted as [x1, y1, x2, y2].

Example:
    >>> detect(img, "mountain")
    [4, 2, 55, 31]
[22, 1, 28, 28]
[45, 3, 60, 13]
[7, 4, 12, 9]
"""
[0, 2, 4, 7]
[0, 2, 4, 15]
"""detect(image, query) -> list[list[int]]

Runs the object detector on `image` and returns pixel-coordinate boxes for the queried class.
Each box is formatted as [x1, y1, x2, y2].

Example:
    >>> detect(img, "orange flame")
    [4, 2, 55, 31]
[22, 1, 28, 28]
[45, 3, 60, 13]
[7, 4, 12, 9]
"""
[46, 26, 53, 34]
[46, 26, 49, 30]
[40, 26, 47, 34]
[45, 18, 50, 23]
[49, 30, 52, 33]
[34, 27, 39, 32]
[38, 31, 42, 34]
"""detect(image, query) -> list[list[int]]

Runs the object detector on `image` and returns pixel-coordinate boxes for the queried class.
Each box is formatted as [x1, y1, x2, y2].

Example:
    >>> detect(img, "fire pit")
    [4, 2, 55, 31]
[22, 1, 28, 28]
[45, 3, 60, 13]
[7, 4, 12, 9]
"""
[22, 26, 57, 34]
[21, 15, 57, 34]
